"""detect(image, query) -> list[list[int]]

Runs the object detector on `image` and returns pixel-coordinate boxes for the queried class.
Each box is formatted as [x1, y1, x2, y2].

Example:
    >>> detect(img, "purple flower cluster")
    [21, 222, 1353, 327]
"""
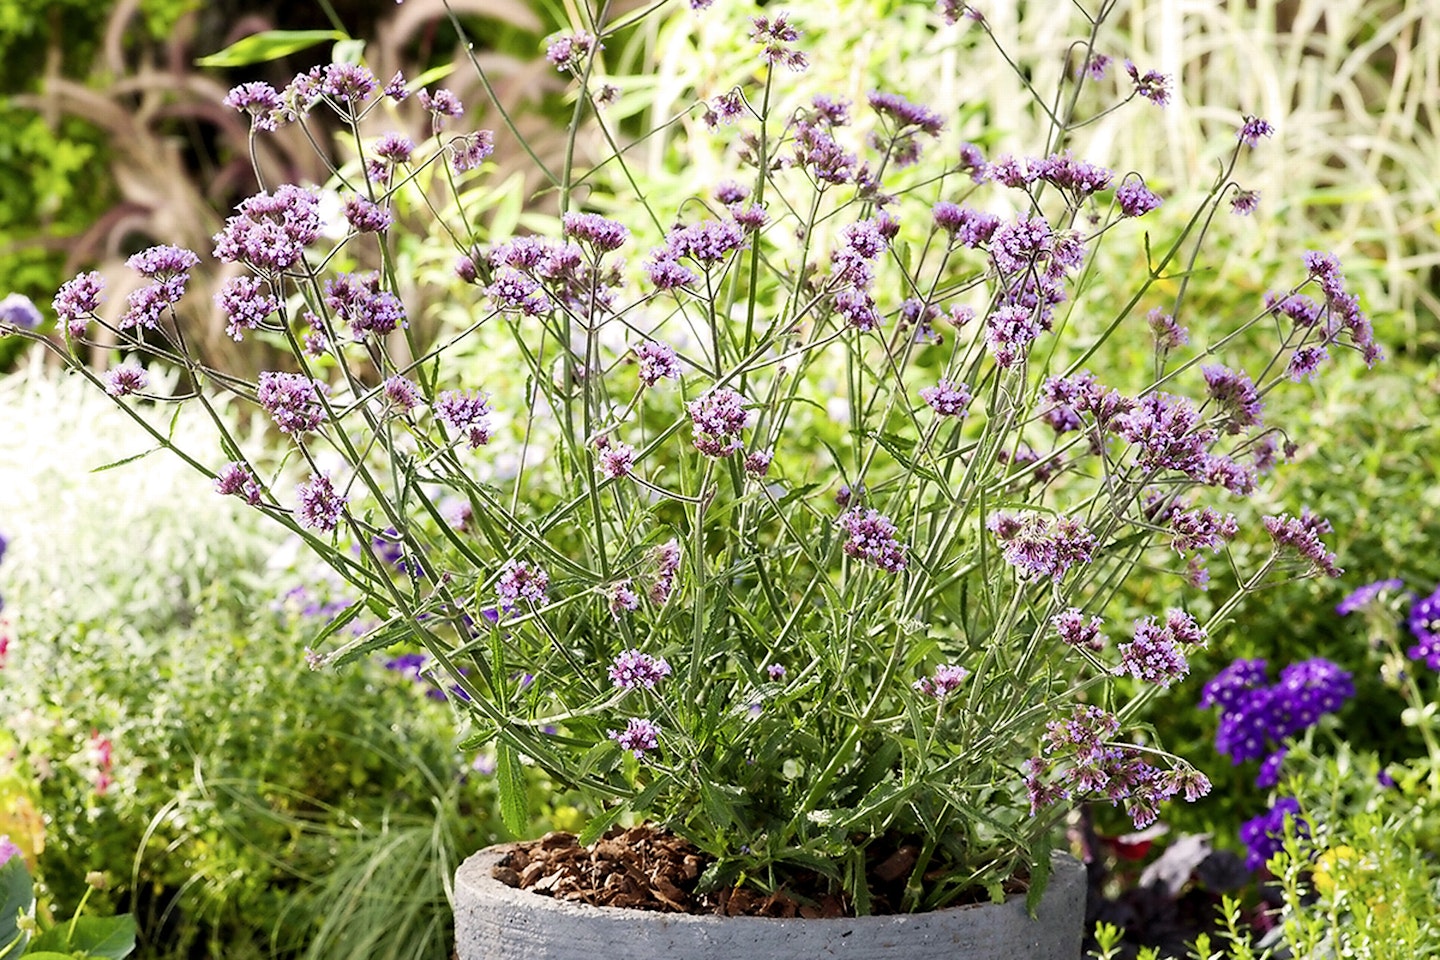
[1147, 309, 1188, 352]
[257, 371, 326, 435]
[1406, 585, 1440, 669]
[647, 220, 747, 291]
[120, 245, 200, 330]
[913, 664, 970, 699]
[214, 461, 263, 505]
[932, 203, 999, 247]
[1026, 705, 1209, 828]
[750, 13, 807, 72]
[103, 365, 149, 397]
[649, 539, 682, 605]
[325, 271, 406, 339]
[634, 340, 681, 385]
[214, 185, 321, 274]
[987, 511, 1096, 580]
[1202, 365, 1263, 433]
[1125, 60, 1171, 106]
[1168, 506, 1239, 557]
[216, 275, 278, 341]
[1239, 796, 1307, 871]
[382, 375, 421, 413]
[224, 81, 283, 130]
[53, 271, 105, 336]
[919, 378, 972, 417]
[1113, 610, 1207, 686]
[343, 195, 393, 234]
[1115, 177, 1163, 217]
[435, 389, 493, 448]
[1052, 608, 1105, 651]
[450, 131, 495, 173]
[687, 387, 749, 457]
[1335, 577, 1404, 616]
[1238, 116, 1275, 148]
[1263, 511, 1341, 578]
[296, 473, 347, 532]
[1114, 392, 1215, 477]
[838, 508, 908, 573]
[609, 717, 660, 758]
[0, 293, 41, 330]
[594, 436, 637, 479]
[1301, 250, 1382, 367]
[562, 212, 629, 253]
[496, 559, 550, 610]
[609, 649, 672, 690]
[546, 32, 600, 73]
[1201, 657, 1353, 775]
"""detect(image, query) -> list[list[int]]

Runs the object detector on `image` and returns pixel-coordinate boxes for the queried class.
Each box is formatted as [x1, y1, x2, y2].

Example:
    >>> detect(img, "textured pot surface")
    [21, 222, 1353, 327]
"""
[454, 846, 1085, 960]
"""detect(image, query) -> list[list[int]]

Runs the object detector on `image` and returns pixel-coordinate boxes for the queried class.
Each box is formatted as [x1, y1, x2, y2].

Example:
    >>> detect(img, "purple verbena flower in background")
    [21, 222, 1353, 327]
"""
[324, 271, 406, 338]
[609, 718, 660, 758]
[1335, 577, 1405, 616]
[1084, 52, 1111, 80]
[1202, 364, 1263, 433]
[257, 371, 325, 435]
[1256, 748, 1288, 789]
[914, 664, 970, 698]
[649, 539, 682, 605]
[563, 212, 630, 253]
[767, 664, 786, 680]
[374, 133, 415, 164]
[319, 63, 377, 106]
[1169, 506, 1239, 557]
[867, 90, 944, 136]
[1406, 585, 1440, 669]
[633, 340, 681, 385]
[1113, 613, 1204, 686]
[595, 437, 637, 479]
[417, 87, 463, 121]
[383, 70, 408, 101]
[1239, 796, 1307, 871]
[296, 473, 346, 532]
[609, 650, 672, 690]
[434, 389, 493, 448]
[743, 449, 773, 478]
[382, 375, 421, 413]
[932, 203, 999, 247]
[0, 293, 42, 330]
[609, 580, 640, 616]
[103, 365, 149, 397]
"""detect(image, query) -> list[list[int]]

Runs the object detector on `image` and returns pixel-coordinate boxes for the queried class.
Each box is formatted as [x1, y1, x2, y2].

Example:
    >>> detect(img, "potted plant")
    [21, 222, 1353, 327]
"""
[4, 0, 1377, 956]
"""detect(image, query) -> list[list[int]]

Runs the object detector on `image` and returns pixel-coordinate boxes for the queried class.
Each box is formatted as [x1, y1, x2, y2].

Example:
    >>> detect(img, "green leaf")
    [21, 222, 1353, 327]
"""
[307, 600, 366, 650]
[495, 741, 529, 836]
[332, 39, 366, 65]
[68, 914, 138, 958]
[90, 446, 160, 473]
[1025, 841, 1053, 918]
[0, 858, 33, 955]
[576, 803, 626, 847]
[196, 30, 347, 68]
[330, 619, 410, 668]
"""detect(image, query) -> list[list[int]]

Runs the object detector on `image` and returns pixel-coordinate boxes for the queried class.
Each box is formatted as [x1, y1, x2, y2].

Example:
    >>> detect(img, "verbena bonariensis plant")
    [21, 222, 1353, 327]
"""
[4, 1, 1381, 911]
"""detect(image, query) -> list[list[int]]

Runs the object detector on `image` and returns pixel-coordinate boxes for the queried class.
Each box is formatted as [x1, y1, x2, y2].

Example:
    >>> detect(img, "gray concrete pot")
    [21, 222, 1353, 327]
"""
[453, 846, 1085, 960]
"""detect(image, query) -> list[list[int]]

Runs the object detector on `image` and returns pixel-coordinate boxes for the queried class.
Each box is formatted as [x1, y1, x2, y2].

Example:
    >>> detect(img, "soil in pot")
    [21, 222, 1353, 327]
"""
[488, 823, 1032, 917]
